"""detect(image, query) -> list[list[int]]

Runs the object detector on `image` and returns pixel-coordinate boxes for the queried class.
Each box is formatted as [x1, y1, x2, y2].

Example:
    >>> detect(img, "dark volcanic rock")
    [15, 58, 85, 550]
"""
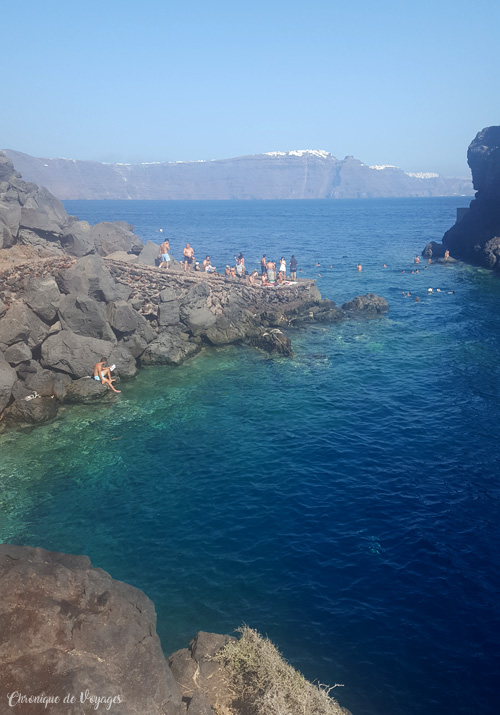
[4, 341, 31, 365]
[0, 544, 185, 715]
[23, 274, 61, 321]
[58, 254, 131, 302]
[91, 221, 143, 256]
[0, 358, 16, 412]
[61, 220, 95, 257]
[2, 393, 58, 425]
[425, 126, 500, 269]
[140, 328, 200, 366]
[65, 377, 114, 403]
[40, 330, 115, 378]
[0, 300, 50, 351]
[248, 328, 293, 356]
[341, 293, 389, 316]
[58, 294, 116, 342]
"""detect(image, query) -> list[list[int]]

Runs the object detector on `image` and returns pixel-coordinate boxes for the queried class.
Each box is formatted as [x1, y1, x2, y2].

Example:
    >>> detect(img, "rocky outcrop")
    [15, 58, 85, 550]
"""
[423, 126, 500, 269]
[0, 155, 389, 431]
[0, 544, 185, 715]
[0, 152, 141, 258]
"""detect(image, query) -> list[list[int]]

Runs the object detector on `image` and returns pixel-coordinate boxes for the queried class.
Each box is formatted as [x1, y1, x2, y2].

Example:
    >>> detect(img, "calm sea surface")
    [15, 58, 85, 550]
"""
[2, 198, 499, 715]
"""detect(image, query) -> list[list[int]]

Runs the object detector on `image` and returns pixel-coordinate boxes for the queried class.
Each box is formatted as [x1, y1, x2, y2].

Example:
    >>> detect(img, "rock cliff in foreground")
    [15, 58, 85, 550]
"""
[3, 148, 472, 200]
[0, 544, 349, 715]
[423, 126, 500, 269]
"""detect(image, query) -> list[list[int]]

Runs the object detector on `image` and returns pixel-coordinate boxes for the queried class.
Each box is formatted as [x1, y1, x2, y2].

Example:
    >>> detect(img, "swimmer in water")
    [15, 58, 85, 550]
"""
[357, 263, 362, 271]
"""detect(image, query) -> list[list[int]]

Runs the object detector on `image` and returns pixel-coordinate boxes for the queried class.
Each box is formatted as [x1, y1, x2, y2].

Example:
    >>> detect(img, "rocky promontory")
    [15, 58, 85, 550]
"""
[423, 126, 500, 269]
[0, 544, 349, 715]
[0, 151, 388, 431]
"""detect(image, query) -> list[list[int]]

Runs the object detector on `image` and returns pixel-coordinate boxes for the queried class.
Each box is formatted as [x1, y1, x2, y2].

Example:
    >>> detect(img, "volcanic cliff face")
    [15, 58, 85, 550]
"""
[3, 149, 472, 200]
[423, 126, 500, 269]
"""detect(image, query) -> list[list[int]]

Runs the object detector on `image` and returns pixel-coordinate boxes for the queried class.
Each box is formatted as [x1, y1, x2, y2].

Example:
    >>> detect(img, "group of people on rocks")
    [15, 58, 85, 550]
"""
[157, 239, 299, 286]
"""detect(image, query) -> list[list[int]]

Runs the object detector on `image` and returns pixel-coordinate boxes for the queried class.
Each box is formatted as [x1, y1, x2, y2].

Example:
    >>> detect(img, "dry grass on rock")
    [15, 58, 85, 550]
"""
[215, 626, 348, 715]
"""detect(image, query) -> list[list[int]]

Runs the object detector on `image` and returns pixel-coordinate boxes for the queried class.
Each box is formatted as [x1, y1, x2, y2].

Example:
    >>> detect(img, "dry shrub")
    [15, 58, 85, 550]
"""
[217, 626, 346, 715]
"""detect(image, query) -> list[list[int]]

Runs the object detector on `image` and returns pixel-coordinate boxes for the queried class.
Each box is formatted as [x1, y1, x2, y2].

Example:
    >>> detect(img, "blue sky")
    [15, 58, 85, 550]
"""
[2, 0, 498, 176]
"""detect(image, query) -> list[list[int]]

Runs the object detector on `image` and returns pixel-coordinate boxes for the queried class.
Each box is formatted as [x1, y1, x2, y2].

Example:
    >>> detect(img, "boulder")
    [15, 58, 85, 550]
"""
[140, 328, 200, 366]
[58, 254, 131, 302]
[0, 544, 185, 715]
[19, 207, 64, 238]
[58, 294, 116, 342]
[24, 274, 61, 321]
[65, 377, 114, 403]
[179, 282, 217, 333]
[107, 299, 155, 342]
[2, 391, 59, 425]
[158, 287, 181, 327]
[0, 358, 16, 412]
[104, 250, 138, 263]
[168, 632, 234, 708]
[248, 328, 293, 356]
[108, 344, 138, 378]
[0, 300, 51, 351]
[91, 221, 143, 256]
[40, 330, 115, 378]
[341, 293, 389, 316]
[4, 341, 31, 365]
[138, 240, 161, 267]
[61, 220, 95, 257]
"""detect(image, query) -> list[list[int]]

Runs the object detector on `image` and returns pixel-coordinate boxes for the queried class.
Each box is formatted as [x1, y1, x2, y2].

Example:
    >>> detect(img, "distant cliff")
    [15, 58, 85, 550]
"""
[3, 148, 472, 200]
[423, 126, 500, 269]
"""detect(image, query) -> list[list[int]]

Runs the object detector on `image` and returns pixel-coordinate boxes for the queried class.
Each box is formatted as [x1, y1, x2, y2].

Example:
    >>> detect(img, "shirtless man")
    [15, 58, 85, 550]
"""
[183, 243, 195, 272]
[158, 239, 171, 269]
[93, 358, 120, 393]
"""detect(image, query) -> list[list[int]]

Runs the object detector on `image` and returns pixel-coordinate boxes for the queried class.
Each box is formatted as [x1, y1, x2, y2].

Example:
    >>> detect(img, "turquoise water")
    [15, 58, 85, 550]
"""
[2, 198, 500, 715]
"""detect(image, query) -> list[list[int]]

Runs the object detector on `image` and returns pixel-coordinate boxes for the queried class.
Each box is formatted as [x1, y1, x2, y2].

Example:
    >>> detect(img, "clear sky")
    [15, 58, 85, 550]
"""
[2, 0, 499, 176]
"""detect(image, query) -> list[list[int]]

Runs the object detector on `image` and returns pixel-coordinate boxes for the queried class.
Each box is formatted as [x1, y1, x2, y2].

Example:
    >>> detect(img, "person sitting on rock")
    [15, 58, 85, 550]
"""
[158, 239, 171, 269]
[249, 269, 259, 285]
[224, 265, 231, 277]
[93, 358, 120, 393]
[203, 256, 216, 273]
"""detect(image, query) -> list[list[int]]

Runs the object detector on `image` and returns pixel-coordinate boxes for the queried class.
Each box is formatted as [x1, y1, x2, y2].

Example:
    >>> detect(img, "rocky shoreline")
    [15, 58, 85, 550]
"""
[0, 151, 388, 432]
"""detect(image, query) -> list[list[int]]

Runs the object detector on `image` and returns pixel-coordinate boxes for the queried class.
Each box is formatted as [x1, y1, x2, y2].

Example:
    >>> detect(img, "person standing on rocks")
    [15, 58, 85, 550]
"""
[158, 239, 171, 269]
[261, 254, 267, 276]
[290, 255, 298, 280]
[183, 243, 195, 272]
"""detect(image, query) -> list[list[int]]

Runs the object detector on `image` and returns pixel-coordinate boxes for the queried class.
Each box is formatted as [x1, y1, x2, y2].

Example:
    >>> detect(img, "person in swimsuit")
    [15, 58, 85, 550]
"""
[261, 255, 267, 276]
[266, 260, 276, 283]
[290, 255, 298, 279]
[158, 239, 171, 269]
[183, 243, 195, 272]
[93, 358, 120, 393]
[279, 257, 286, 278]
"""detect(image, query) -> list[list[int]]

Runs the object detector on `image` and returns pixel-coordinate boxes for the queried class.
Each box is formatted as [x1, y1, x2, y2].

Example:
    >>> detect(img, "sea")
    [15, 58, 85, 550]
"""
[1, 197, 499, 715]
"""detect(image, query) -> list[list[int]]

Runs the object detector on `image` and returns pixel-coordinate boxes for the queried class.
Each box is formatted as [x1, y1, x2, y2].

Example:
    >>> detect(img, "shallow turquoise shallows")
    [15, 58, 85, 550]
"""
[2, 198, 499, 715]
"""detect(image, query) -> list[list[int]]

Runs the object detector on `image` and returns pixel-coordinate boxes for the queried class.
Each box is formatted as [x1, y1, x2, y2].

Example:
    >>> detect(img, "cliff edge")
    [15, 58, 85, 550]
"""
[0, 544, 350, 715]
[423, 126, 500, 269]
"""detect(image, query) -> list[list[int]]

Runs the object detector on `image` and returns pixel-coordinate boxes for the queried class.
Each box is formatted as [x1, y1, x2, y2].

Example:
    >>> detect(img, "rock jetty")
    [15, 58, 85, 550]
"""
[0, 151, 388, 431]
[0, 544, 350, 715]
[423, 125, 500, 269]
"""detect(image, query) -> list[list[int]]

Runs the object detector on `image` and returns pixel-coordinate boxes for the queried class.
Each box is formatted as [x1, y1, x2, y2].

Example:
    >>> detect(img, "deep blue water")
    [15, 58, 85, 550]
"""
[2, 198, 500, 715]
